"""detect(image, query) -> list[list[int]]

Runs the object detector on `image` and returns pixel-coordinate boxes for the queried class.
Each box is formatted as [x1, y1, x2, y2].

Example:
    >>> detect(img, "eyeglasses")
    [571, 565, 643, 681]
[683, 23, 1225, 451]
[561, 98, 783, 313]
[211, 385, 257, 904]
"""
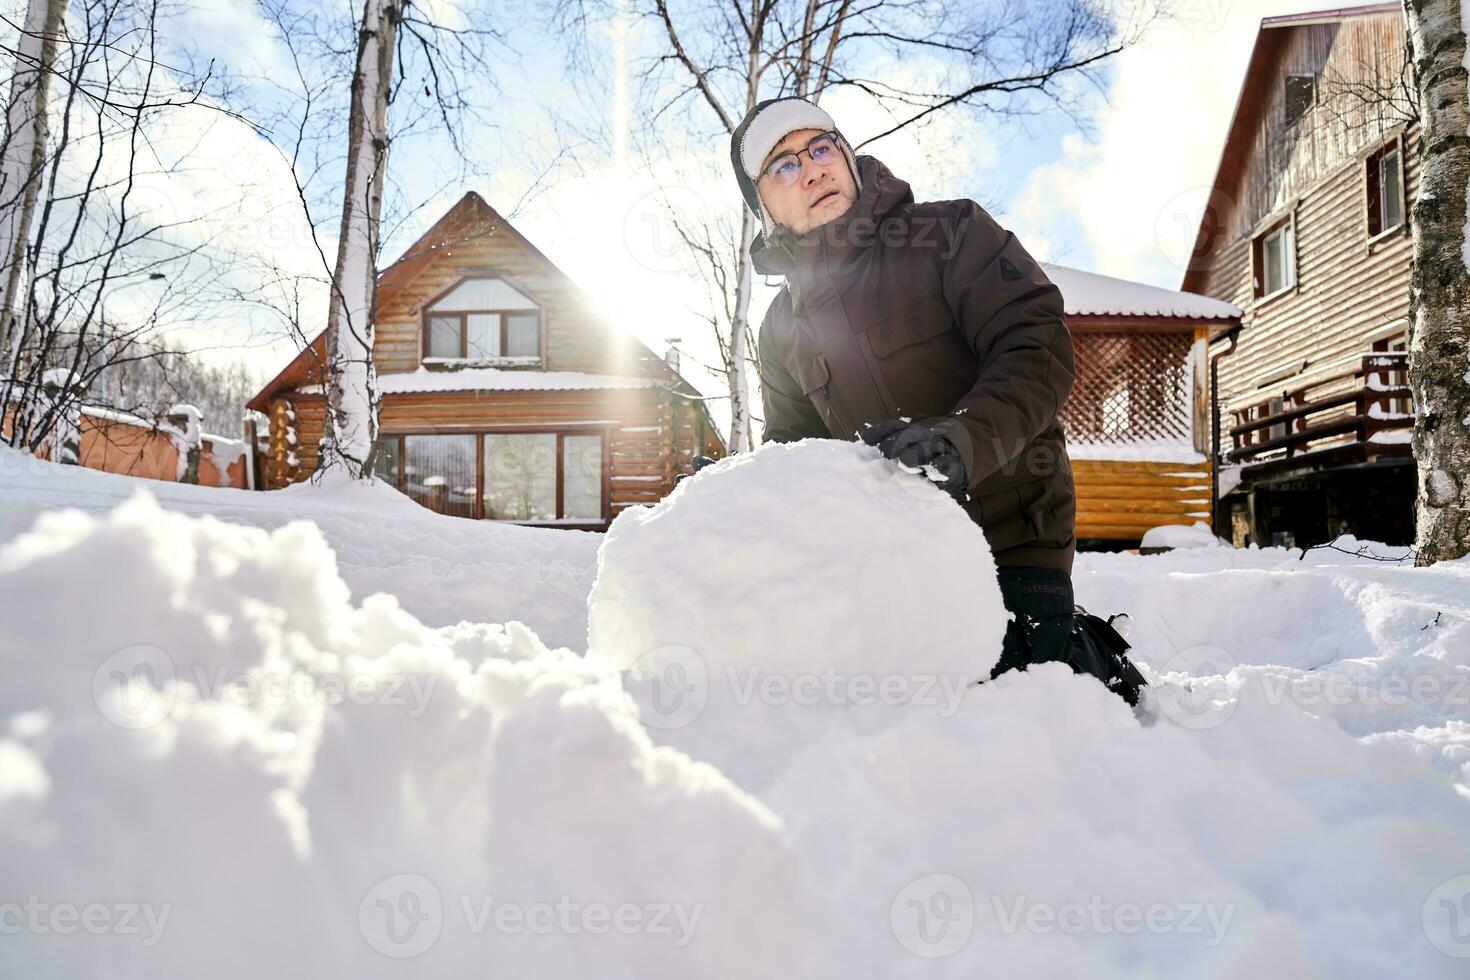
[759, 132, 841, 185]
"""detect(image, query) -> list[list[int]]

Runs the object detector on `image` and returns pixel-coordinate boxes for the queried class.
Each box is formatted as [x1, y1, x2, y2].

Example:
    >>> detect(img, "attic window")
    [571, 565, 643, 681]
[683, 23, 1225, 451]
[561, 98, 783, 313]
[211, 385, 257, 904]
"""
[423, 276, 542, 362]
[1284, 74, 1315, 126]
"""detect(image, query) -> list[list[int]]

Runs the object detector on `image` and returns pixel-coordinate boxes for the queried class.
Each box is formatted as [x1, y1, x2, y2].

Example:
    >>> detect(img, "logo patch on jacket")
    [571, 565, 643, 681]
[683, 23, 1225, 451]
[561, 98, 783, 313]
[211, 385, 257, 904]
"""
[999, 256, 1022, 281]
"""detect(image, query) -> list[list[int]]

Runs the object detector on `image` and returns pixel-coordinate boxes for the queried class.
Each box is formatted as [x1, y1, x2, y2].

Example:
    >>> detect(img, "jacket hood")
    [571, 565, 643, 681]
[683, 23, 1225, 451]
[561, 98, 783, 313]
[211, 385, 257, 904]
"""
[749, 154, 915, 278]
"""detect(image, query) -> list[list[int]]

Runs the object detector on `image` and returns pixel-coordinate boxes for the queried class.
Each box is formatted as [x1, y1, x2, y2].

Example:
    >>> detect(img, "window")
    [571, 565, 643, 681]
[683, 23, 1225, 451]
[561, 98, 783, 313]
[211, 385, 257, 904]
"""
[1284, 74, 1315, 127]
[483, 432, 557, 520]
[1252, 217, 1295, 300]
[375, 429, 607, 523]
[402, 434, 477, 519]
[422, 276, 541, 362]
[1366, 141, 1404, 238]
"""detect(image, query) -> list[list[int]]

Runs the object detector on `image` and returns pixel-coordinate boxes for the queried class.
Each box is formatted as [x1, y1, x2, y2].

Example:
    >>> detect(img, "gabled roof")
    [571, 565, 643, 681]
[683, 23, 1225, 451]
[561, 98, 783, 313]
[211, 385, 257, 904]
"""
[247, 192, 700, 411]
[1042, 262, 1240, 324]
[1178, 2, 1401, 295]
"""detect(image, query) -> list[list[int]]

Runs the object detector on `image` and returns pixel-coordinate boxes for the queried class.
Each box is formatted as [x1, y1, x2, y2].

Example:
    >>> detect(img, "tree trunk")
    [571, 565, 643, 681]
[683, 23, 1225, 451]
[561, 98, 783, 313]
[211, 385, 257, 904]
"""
[319, 0, 399, 479]
[1403, 0, 1470, 563]
[0, 0, 65, 362]
[728, 206, 755, 452]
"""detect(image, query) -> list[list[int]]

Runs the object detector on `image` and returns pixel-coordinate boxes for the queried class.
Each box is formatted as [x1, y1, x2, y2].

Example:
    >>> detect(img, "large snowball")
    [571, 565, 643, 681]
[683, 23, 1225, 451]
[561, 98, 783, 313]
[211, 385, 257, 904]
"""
[587, 440, 1006, 789]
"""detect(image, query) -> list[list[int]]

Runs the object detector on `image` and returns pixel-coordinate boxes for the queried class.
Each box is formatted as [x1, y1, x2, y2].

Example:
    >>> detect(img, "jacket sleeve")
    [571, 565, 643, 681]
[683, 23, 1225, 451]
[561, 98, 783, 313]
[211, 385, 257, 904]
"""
[924, 201, 1074, 490]
[757, 293, 829, 444]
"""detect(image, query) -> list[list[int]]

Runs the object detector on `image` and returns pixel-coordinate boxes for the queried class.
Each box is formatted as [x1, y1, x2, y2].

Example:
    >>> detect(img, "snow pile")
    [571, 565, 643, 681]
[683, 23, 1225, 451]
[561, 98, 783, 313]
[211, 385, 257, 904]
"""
[1139, 521, 1224, 550]
[0, 492, 808, 978]
[588, 439, 1004, 790]
[2, 441, 1469, 977]
[1075, 539, 1470, 793]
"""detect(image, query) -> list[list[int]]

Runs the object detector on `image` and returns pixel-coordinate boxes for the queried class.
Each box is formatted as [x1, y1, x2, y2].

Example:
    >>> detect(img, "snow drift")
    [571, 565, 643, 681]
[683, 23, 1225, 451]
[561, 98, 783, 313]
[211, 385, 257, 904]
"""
[2, 441, 1469, 977]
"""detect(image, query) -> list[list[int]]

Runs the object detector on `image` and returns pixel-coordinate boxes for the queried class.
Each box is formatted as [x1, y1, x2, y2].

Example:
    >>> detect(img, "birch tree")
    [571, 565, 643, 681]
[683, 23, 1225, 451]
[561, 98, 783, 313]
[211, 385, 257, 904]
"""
[0, 0, 232, 457]
[317, 0, 400, 478]
[0, 0, 66, 362]
[1402, 0, 1470, 563]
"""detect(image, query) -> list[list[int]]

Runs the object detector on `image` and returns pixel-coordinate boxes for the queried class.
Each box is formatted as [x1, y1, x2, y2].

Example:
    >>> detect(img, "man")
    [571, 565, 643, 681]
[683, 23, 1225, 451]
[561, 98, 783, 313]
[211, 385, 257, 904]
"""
[726, 95, 1142, 703]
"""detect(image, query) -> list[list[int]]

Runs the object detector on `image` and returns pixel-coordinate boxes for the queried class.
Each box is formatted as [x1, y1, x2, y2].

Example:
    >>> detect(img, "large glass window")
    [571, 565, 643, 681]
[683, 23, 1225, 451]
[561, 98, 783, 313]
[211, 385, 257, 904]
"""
[422, 277, 541, 361]
[483, 433, 557, 520]
[373, 435, 400, 485]
[562, 434, 603, 519]
[403, 434, 477, 518]
[377, 430, 606, 523]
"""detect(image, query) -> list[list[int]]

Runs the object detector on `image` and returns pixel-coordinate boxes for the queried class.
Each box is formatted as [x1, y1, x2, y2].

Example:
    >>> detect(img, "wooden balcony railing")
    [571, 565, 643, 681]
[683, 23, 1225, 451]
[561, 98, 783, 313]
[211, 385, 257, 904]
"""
[1228, 353, 1412, 476]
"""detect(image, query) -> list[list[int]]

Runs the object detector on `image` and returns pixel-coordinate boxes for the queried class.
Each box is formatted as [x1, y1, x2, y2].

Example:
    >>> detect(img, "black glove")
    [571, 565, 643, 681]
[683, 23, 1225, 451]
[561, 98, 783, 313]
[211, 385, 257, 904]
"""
[859, 418, 966, 494]
[674, 454, 718, 487]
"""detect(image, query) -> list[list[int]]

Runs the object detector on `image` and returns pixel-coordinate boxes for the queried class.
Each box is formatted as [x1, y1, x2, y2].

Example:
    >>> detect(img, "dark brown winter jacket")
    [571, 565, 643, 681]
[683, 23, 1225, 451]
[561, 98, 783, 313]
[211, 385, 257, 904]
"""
[752, 154, 1077, 572]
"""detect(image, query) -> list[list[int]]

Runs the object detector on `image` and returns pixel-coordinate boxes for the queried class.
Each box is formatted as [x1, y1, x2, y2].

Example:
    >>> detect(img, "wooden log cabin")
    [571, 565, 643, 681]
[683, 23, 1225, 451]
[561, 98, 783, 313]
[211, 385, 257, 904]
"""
[1181, 3, 1417, 547]
[246, 192, 723, 527]
[1042, 263, 1241, 545]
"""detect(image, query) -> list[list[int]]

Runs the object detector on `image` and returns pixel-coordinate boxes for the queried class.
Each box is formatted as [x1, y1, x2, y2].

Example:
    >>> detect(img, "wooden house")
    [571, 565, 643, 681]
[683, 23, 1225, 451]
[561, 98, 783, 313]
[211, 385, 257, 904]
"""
[1043, 263, 1241, 545]
[247, 192, 723, 528]
[1181, 3, 1416, 547]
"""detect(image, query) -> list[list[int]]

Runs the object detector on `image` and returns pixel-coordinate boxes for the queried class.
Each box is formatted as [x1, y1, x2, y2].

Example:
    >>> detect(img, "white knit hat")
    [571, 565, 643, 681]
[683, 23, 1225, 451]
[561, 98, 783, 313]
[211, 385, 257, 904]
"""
[730, 96, 863, 238]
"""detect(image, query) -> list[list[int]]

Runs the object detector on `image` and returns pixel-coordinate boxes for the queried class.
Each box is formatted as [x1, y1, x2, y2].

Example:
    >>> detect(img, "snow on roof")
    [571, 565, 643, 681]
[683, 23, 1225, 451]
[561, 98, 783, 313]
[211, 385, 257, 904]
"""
[1041, 263, 1241, 321]
[361, 367, 662, 395]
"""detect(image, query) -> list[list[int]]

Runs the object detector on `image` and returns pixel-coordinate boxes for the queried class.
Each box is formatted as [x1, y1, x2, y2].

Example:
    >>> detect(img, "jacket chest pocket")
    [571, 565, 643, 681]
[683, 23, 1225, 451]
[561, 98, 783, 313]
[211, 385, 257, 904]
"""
[793, 353, 845, 437]
[866, 297, 954, 358]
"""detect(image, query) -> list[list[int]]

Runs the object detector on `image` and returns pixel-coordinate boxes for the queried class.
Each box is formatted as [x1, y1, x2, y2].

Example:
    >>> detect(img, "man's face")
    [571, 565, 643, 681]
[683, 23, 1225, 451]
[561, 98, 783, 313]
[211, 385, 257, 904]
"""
[755, 128, 857, 236]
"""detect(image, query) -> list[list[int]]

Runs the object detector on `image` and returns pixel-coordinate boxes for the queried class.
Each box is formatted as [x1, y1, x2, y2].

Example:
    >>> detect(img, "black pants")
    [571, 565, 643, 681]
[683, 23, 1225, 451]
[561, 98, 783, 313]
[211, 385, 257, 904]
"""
[992, 566, 1143, 705]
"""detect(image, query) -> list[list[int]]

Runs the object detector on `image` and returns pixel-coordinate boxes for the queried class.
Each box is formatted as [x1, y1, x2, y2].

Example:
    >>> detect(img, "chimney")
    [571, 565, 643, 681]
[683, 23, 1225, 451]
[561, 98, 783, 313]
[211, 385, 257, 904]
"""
[663, 336, 682, 375]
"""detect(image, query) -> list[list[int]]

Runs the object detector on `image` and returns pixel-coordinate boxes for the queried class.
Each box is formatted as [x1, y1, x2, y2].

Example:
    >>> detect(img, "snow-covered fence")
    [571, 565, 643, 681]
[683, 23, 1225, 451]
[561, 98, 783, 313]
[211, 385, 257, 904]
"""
[29, 405, 253, 488]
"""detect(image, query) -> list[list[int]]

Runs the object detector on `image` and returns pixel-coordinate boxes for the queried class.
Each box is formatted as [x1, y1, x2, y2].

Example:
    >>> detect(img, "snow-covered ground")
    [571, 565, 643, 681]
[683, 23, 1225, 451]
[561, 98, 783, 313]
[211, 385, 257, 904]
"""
[2, 441, 1468, 977]
[0, 447, 600, 650]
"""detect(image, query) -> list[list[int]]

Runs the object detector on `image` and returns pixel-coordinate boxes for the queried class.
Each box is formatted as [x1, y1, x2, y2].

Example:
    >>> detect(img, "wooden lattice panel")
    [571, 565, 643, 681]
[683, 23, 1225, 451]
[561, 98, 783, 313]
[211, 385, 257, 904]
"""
[1061, 331, 1193, 443]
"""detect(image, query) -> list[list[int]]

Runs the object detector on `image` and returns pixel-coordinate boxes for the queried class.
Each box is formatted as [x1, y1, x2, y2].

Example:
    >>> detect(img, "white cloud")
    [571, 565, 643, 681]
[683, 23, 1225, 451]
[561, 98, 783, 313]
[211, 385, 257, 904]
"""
[179, 0, 292, 79]
[1010, 0, 1388, 288]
